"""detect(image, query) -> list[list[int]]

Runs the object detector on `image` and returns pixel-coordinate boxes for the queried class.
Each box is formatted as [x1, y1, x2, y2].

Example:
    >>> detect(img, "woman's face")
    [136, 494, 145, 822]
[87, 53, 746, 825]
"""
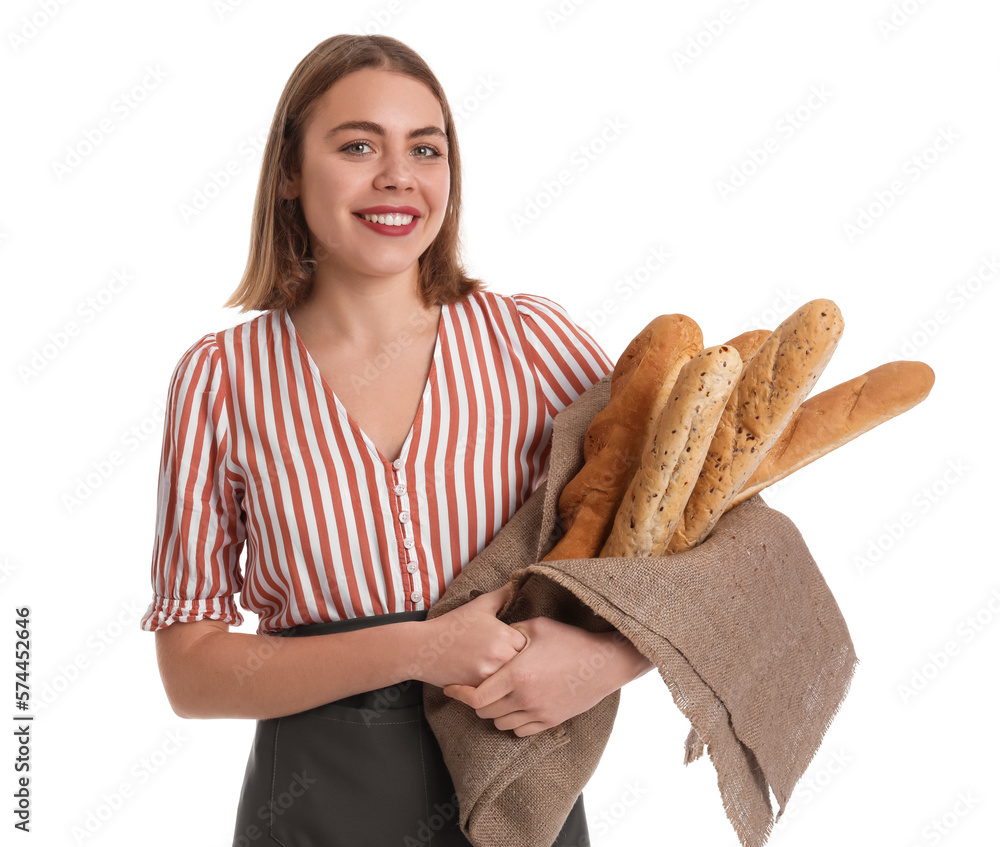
[285, 68, 450, 287]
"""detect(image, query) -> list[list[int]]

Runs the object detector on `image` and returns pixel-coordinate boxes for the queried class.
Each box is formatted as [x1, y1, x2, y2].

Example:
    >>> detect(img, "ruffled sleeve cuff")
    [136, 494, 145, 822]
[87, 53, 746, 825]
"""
[140, 594, 245, 632]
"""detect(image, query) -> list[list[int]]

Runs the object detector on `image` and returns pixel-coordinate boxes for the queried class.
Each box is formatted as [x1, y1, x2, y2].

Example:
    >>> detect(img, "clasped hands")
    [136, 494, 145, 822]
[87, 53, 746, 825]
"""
[429, 583, 651, 737]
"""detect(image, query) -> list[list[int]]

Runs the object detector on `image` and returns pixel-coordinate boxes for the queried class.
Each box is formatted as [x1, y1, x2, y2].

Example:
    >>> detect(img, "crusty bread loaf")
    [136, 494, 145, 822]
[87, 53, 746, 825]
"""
[724, 329, 771, 363]
[667, 299, 845, 552]
[583, 314, 702, 461]
[545, 314, 703, 560]
[600, 345, 742, 558]
[729, 360, 935, 508]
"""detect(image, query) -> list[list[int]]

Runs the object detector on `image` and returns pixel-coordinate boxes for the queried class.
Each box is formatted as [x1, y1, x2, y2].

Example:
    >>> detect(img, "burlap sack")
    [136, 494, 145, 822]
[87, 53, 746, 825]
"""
[423, 373, 857, 847]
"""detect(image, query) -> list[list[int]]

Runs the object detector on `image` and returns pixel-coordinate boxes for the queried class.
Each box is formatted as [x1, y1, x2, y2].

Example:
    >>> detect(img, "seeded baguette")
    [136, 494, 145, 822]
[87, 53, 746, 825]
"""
[545, 314, 703, 561]
[667, 299, 845, 553]
[724, 328, 771, 362]
[600, 345, 742, 558]
[728, 360, 935, 509]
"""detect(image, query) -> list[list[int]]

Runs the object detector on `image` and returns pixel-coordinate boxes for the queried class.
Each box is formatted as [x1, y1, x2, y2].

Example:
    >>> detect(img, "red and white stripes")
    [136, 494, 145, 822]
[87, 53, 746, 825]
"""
[141, 290, 613, 634]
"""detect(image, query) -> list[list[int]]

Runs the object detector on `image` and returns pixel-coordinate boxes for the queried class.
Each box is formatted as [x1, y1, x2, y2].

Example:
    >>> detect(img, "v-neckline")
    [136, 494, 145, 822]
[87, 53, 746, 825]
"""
[281, 304, 447, 468]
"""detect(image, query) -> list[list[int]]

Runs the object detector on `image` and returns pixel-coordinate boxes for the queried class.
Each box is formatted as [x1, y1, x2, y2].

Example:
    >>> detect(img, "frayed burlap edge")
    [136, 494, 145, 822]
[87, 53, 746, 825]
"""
[424, 374, 858, 847]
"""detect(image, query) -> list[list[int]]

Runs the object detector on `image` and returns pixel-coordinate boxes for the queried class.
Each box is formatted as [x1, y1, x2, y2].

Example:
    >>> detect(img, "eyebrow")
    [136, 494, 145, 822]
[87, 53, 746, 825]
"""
[323, 120, 447, 144]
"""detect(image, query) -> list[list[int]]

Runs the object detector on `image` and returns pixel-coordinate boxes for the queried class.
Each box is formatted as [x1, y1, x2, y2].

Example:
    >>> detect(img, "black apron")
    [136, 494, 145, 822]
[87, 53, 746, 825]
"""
[232, 609, 590, 847]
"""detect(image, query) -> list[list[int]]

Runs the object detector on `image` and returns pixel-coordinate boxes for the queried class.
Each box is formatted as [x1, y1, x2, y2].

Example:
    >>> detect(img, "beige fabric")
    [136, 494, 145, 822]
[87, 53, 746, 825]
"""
[423, 374, 858, 847]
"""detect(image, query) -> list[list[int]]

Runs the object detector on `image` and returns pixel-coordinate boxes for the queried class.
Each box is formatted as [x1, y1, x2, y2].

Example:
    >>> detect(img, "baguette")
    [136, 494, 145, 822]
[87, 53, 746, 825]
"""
[600, 345, 742, 558]
[583, 314, 702, 461]
[724, 328, 771, 363]
[545, 314, 703, 560]
[667, 299, 845, 552]
[729, 360, 935, 508]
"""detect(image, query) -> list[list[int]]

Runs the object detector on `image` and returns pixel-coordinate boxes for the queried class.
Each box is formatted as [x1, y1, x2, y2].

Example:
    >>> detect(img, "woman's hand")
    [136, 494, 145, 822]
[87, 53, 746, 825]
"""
[441, 616, 653, 737]
[411, 584, 528, 689]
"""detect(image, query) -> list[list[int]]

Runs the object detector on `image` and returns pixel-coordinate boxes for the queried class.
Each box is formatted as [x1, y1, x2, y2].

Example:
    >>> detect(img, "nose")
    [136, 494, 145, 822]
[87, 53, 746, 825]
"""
[374, 147, 415, 191]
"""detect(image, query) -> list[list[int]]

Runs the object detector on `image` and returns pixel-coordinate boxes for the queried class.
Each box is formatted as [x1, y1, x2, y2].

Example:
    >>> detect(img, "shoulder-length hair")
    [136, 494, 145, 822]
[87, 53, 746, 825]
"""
[224, 34, 484, 313]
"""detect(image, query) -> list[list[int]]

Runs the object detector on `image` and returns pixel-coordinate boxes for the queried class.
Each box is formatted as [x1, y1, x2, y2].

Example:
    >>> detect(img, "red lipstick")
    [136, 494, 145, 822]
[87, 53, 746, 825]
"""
[353, 205, 421, 237]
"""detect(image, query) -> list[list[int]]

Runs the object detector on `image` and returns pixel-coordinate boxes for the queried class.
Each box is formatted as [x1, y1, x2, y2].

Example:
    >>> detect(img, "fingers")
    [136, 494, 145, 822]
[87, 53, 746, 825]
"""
[471, 582, 514, 615]
[445, 668, 514, 710]
[471, 582, 521, 626]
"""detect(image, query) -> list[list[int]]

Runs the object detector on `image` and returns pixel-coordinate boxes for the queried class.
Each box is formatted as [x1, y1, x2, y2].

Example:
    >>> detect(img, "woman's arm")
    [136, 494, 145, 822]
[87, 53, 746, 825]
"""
[443, 616, 654, 737]
[155, 585, 527, 720]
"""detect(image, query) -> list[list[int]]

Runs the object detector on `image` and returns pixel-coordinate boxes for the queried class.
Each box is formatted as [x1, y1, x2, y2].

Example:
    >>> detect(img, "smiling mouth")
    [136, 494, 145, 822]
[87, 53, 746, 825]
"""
[355, 212, 416, 226]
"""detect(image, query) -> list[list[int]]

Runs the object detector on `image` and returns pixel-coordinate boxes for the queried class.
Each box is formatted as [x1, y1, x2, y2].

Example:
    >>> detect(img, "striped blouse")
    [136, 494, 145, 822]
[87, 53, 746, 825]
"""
[140, 290, 614, 634]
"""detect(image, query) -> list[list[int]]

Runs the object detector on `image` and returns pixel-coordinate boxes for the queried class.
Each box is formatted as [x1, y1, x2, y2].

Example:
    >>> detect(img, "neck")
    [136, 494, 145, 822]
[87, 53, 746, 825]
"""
[288, 264, 440, 352]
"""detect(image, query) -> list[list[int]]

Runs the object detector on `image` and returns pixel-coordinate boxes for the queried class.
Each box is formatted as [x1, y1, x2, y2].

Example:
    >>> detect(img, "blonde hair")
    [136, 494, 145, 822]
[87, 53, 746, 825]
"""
[225, 34, 484, 313]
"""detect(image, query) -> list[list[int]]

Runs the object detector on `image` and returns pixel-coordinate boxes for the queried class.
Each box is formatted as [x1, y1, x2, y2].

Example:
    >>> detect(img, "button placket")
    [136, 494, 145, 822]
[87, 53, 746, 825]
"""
[391, 461, 420, 606]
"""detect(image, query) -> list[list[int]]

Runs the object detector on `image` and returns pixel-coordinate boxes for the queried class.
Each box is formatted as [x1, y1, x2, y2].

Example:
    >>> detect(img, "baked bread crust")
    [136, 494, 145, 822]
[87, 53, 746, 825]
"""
[667, 299, 845, 552]
[730, 360, 935, 508]
[600, 345, 742, 558]
[545, 314, 703, 561]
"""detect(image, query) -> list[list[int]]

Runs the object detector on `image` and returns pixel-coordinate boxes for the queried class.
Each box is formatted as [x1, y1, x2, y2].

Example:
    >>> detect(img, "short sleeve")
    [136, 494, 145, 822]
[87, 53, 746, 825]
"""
[512, 293, 615, 416]
[140, 333, 247, 632]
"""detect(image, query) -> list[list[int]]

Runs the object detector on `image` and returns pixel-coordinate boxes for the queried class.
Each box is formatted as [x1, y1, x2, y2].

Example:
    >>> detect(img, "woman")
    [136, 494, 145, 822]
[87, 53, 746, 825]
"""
[141, 33, 653, 845]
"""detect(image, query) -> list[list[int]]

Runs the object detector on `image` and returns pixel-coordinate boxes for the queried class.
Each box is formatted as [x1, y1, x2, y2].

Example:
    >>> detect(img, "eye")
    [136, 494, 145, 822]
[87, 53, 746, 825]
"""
[342, 141, 374, 156]
[412, 144, 443, 159]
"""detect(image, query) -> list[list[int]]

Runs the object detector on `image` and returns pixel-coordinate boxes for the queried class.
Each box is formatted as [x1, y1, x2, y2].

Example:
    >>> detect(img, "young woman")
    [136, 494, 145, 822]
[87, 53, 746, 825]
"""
[141, 34, 653, 845]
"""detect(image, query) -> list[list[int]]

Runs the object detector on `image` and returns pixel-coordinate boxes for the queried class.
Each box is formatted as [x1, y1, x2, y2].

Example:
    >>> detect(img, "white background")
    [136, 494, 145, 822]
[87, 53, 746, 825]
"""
[2, 0, 997, 845]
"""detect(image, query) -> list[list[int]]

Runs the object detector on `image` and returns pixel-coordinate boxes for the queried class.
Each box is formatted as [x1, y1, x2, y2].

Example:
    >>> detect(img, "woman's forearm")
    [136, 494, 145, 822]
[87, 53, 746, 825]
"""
[154, 586, 528, 720]
[614, 633, 656, 683]
[155, 619, 430, 720]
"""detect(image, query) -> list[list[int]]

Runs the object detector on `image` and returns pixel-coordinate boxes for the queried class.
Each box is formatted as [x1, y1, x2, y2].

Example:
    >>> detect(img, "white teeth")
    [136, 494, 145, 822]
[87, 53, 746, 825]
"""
[362, 213, 414, 226]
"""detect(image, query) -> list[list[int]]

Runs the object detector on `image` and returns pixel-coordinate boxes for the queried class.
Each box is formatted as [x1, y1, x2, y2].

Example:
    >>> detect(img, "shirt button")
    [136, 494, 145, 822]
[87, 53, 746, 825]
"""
[403, 538, 414, 549]
[392, 458, 404, 470]
[406, 562, 417, 574]
[410, 590, 421, 603]
[399, 512, 410, 524]
[394, 483, 406, 496]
